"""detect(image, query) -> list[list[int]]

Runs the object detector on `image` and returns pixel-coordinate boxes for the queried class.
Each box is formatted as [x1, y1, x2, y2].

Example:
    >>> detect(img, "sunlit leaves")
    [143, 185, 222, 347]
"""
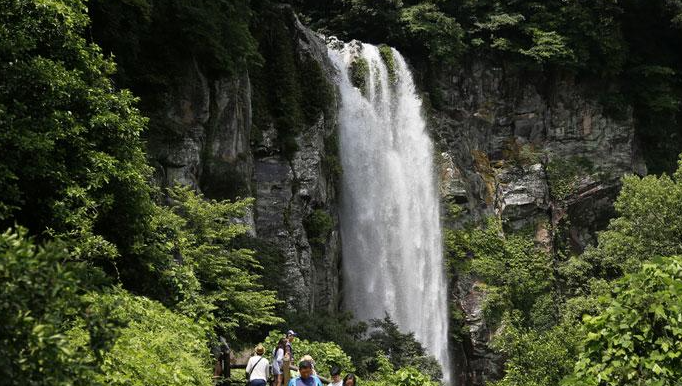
[564, 256, 682, 386]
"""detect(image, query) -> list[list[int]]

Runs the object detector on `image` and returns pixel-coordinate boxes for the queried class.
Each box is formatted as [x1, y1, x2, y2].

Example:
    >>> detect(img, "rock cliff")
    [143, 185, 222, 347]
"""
[431, 63, 645, 384]
[145, 6, 341, 314]
[143, 9, 644, 385]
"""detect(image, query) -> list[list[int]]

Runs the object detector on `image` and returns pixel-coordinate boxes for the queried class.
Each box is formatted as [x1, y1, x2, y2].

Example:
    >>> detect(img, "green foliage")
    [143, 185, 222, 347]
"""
[69, 289, 212, 386]
[445, 218, 554, 327]
[503, 139, 543, 166]
[575, 165, 682, 282]
[280, 312, 441, 379]
[250, 4, 334, 159]
[0, 227, 106, 385]
[303, 209, 334, 259]
[366, 316, 443, 381]
[0, 0, 154, 263]
[378, 45, 397, 84]
[546, 156, 595, 201]
[564, 256, 682, 386]
[280, 311, 376, 375]
[399, 3, 465, 66]
[518, 28, 576, 64]
[262, 320, 440, 384]
[141, 186, 282, 341]
[89, 0, 259, 102]
[363, 353, 439, 386]
[490, 314, 581, 386]
[323, 133, 343, 182]
[490, 155, 682, 385]
[263, 330, 355, 377]
[350, 56, 369, 95]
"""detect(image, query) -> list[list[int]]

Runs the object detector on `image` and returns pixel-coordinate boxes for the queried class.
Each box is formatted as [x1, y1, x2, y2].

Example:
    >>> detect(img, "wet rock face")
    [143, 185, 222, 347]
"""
[252, 115, 340, 313]
[146, 58, 253, 198]
[145, 7, 341, 314]
[431, 62, 644, 385]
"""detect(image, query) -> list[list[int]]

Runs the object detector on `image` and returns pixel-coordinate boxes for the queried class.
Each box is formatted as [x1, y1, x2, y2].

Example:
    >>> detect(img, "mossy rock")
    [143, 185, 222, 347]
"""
[378, 44, 397, 84]
[304, 209, 334, 259]
[350, 56, 369, 95]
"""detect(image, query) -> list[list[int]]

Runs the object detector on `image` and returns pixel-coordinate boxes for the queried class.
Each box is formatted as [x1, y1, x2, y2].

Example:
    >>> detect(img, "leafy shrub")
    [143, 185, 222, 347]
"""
[490, 313, 580, 386]
[0, 227, 103, 385]
[304, 209, 334, 259]
[546, 157, 594, 201]
[363, 353, 439, 386]
[69, 290, 213, 386]
[140, 186, 282, 341]
[564, 256, 682, 386]
[263, 330, 355, 378]
[445, 218, 553, 327]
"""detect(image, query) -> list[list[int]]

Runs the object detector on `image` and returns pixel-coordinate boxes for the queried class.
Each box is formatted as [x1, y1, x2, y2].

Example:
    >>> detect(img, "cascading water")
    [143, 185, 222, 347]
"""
[327, 40, 453, 385]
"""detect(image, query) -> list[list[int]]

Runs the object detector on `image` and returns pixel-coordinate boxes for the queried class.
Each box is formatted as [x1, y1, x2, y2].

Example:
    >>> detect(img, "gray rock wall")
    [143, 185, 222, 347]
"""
[145, 9, 341, 315]
[431, 62, 645, 384]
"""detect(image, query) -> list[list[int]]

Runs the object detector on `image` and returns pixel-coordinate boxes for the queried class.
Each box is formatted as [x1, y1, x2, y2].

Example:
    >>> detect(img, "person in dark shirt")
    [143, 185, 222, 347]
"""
[285, 330, 297, 363]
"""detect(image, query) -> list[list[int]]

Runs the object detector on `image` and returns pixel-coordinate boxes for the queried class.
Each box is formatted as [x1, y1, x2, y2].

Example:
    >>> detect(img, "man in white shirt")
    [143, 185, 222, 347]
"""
[328, 366, 342, 386]
[246, 344, 270, 386]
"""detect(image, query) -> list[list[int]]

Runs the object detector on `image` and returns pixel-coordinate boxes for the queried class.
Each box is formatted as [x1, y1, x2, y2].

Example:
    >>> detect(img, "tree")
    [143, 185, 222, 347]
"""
[0, 227, 104, 385]
[139, 186, 282, 342]
[399, 3, 465, 65]
[490, 314, 581, 386]
[68, 290, 214, 386]
[366, 316, 443, 382]
[566, 160, 682, 288]
[0, 0, 154, 265]
[564, 256, 682, 386]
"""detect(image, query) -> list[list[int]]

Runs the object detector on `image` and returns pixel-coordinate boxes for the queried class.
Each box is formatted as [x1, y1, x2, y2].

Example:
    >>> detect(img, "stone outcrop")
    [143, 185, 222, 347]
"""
[431, 62, 645, 385]
[145, 6, 341, 314]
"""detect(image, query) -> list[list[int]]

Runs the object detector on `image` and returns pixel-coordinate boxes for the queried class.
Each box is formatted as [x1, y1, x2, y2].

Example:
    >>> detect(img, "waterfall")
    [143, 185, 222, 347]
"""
[327, 40, 453, 385]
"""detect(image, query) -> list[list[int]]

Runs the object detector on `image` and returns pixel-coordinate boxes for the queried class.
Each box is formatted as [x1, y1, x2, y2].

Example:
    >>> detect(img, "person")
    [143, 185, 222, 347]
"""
[328, 366, 342, 386]
[211, 337, 230, 385]
[272, 338, 287, 386]
[245, 344, 270, 386]
[287, 360, 323, 386]
[285, 330, 297, 363]
[300, 355, 317, 375]
[342, 373, 356, 386]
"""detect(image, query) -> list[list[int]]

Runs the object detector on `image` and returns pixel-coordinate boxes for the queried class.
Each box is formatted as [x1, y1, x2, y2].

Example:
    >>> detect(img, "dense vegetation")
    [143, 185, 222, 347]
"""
[0, 0, 440, 384]
[2, 0, 682, 385]
[444, 158, 682, 385]
[0, 0, 278, 383]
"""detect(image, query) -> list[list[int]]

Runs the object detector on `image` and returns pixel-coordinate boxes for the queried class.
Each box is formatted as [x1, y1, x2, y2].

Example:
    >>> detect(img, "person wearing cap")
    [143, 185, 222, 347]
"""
[285, 330, 297, 363]
[287, 360, 323, 386]
[300, 355, 317, 375]
[245, 344, 270, 386]
[328, 366, 342, 386]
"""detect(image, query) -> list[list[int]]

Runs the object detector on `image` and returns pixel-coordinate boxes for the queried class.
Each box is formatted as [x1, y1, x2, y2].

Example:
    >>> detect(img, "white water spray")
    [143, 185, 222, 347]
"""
[327, 40, 453, 385]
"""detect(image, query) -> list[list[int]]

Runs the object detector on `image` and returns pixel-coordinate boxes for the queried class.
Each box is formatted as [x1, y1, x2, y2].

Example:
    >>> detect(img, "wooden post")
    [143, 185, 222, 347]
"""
[283, 360, 291, 385]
